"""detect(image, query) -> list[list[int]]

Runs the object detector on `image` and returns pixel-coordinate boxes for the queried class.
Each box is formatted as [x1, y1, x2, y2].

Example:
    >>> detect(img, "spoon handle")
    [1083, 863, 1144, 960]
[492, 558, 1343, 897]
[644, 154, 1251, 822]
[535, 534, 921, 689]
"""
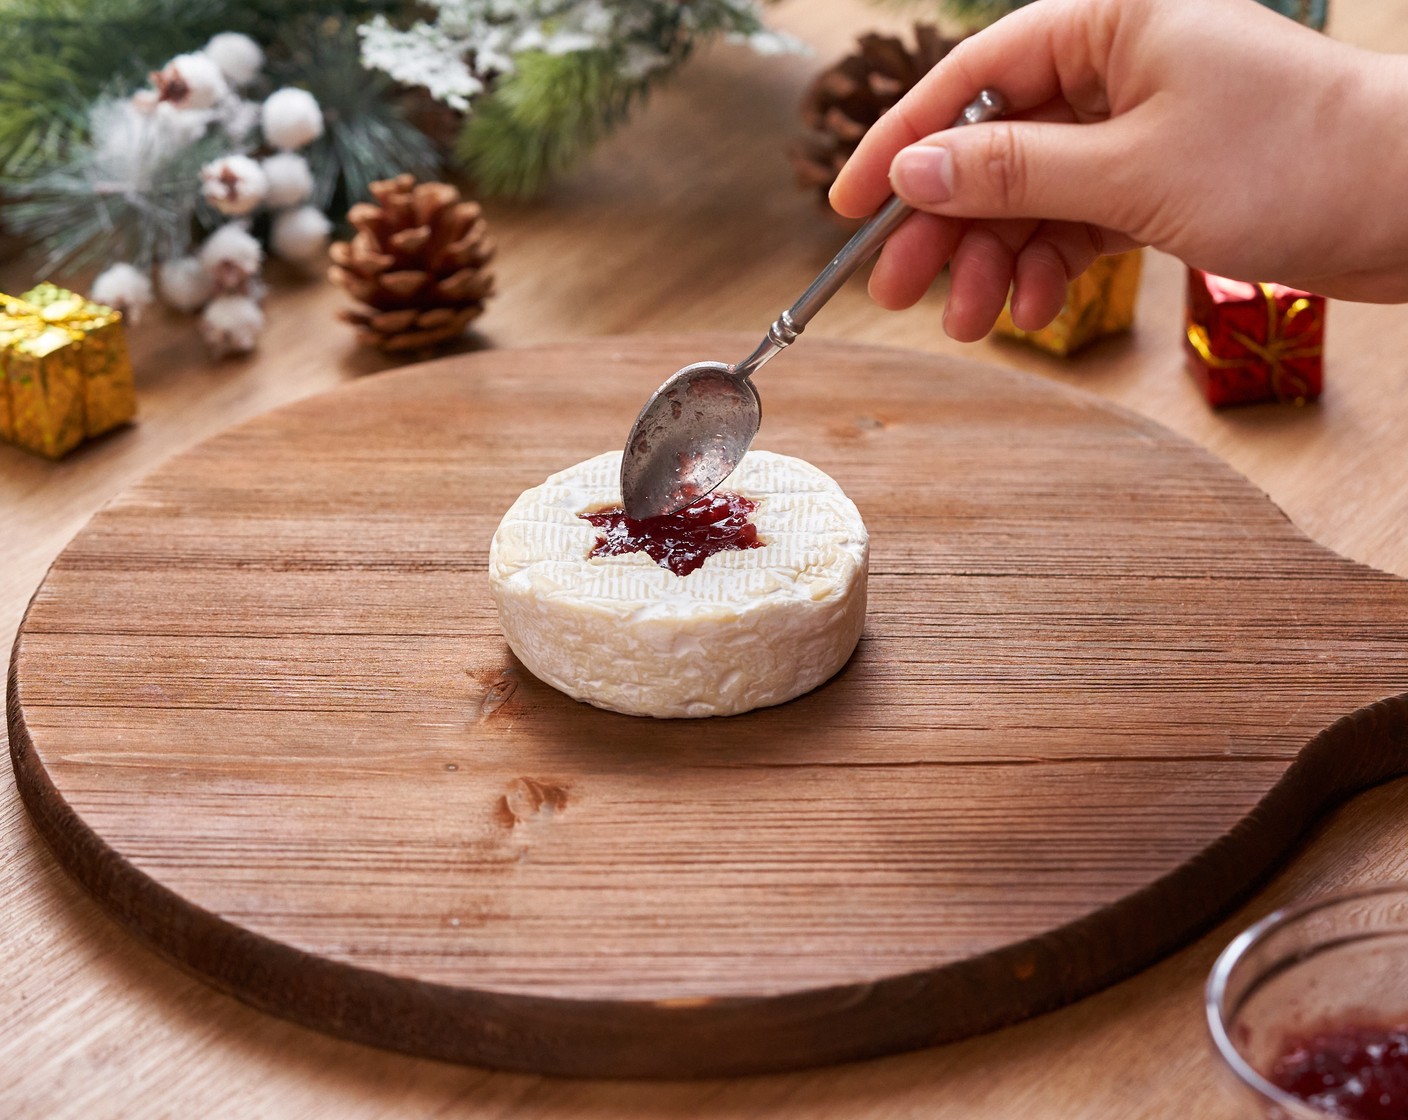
[733, 88, 1007, 381]
[789, 194, 915, 328]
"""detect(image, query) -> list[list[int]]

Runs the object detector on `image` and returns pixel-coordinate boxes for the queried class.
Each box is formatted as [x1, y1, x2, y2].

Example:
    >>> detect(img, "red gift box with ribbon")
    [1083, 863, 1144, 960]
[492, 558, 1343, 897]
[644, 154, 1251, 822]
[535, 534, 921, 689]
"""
[1185, 269, 1325, 407]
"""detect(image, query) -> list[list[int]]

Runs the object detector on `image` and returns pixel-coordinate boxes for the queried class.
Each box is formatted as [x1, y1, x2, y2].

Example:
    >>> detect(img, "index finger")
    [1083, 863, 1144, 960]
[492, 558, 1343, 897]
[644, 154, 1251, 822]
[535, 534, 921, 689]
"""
[829, 0, 1115, 218]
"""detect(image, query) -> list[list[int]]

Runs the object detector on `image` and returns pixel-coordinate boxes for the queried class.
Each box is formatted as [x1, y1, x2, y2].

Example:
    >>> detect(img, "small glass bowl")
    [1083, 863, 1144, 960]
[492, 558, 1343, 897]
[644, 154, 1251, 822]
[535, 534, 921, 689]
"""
[1207, 882, 1408, 1118]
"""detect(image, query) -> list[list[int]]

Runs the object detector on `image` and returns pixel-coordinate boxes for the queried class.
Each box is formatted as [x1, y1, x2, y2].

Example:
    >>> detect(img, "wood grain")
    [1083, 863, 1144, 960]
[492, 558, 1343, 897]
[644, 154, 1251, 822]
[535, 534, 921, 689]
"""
[11, 335, 1408, 1078]
[7, 0, 1408, 1113]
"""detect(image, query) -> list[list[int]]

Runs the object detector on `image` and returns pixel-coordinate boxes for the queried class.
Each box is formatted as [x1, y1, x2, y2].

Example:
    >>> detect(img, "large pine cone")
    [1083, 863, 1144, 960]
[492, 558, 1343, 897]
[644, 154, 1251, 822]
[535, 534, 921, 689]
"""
[792, 25, 963, 208]
[328, 174, 495, 353]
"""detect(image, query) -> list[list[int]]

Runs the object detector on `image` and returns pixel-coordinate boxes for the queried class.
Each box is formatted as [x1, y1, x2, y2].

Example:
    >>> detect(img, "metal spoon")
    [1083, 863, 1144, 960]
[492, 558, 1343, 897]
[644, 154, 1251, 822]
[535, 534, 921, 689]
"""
[619, 88, 1008, 520]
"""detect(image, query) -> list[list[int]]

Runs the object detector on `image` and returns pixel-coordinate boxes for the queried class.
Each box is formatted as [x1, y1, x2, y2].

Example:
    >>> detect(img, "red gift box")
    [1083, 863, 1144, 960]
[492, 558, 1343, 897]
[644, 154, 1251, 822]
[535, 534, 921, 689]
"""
[1185, 269, 1325, 407]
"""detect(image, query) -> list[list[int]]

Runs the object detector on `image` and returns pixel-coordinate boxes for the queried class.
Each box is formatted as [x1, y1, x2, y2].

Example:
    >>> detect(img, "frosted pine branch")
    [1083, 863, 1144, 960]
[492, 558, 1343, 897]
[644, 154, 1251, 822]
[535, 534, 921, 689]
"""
[358, 0, 801, 111]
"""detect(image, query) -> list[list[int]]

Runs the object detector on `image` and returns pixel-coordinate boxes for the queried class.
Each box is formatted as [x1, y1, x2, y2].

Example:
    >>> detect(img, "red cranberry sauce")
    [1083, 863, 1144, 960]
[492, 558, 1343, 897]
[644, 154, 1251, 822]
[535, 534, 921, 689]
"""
[581, 492, 763, 577]
[1270, 1024, 1408, 1119]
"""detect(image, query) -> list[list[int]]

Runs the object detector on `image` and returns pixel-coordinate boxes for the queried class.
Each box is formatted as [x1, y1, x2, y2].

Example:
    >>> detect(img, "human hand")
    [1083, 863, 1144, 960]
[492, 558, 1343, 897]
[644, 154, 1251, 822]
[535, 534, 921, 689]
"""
[830, 0, 1408, 341]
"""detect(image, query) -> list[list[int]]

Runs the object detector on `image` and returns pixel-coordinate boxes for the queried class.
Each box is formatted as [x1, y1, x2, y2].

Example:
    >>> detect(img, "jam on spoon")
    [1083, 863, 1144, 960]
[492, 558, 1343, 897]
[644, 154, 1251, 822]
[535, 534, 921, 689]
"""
[1270, 1023, 1408, 1120]
[581, 491, 763, 577]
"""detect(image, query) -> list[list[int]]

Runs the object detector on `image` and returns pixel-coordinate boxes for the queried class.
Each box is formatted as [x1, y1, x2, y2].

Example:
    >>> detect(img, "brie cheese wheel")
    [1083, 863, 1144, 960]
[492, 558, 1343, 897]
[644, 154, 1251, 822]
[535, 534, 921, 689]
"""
[488, 450, 868, 718]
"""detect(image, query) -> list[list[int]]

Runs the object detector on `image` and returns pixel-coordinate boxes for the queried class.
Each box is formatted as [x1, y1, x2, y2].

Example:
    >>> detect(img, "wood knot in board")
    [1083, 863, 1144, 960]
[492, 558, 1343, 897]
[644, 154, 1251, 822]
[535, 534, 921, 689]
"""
[474, 667, 519, 721]
[827, 414, 889, 441]
[496, 777, 569, 828]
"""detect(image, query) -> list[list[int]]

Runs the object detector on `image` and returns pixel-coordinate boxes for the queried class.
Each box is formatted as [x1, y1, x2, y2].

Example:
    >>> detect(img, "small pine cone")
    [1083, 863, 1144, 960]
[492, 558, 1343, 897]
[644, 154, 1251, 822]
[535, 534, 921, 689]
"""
[328, 174, 496, 354]
[791, 25, 964, 210]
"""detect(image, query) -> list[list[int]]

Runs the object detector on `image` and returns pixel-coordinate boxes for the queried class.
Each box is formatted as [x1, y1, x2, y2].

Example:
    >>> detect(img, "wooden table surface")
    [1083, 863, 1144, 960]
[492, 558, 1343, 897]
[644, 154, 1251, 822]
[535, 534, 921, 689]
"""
[6, 1, 1408, 1115]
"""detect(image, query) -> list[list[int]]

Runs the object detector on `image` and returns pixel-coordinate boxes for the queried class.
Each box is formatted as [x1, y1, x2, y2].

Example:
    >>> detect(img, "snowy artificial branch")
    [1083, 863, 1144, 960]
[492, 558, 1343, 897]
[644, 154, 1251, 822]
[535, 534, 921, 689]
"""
[358, 0, 802, 112]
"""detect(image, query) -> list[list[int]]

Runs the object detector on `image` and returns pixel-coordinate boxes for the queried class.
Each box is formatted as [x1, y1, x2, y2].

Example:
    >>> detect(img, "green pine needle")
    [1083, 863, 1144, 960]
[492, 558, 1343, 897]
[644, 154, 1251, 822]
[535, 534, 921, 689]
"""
[456, 50, 659, 199]
[940, 0, 1031, 20]
[0, 0, 407, 176]
[3, 116, 231, 273]
[267, 17, 439, 213]
[864, 0, 1029, 25]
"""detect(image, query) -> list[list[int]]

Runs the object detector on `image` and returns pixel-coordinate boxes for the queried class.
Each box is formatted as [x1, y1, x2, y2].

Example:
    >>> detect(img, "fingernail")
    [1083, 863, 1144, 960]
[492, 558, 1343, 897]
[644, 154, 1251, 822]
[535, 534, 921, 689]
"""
[891, 145, 954, 205]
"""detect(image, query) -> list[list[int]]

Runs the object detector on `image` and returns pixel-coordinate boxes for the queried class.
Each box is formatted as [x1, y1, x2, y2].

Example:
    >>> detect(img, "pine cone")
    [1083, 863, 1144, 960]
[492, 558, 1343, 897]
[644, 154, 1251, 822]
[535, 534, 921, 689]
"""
[791, 25, 964, 208]
[328, 174, 495, 353]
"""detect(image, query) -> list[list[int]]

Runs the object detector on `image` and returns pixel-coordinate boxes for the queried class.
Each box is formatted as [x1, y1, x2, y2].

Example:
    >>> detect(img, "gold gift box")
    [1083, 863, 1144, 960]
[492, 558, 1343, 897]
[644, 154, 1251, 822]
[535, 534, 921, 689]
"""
[0, 282, 136, 459]
[995, 249, 1143, 357]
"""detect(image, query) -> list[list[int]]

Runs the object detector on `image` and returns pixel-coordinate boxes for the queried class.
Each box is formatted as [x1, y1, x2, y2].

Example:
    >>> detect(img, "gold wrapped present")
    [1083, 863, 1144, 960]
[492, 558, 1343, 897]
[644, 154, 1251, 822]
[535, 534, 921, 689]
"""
[0, 298, 42, 444]
[995, 249, 1143, 357]
[0, 282, 136, 459]
[7, 323, 90, 458]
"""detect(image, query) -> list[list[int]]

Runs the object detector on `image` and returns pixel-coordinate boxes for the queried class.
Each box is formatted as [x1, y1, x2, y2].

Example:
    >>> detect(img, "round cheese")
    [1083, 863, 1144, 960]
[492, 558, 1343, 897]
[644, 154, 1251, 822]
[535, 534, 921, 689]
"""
[488, 450, 868, 718]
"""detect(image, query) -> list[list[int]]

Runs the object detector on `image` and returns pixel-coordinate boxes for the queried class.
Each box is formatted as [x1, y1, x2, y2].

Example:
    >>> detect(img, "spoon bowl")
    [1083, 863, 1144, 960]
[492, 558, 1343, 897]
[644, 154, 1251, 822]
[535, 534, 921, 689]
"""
[620, 361, 760, 521]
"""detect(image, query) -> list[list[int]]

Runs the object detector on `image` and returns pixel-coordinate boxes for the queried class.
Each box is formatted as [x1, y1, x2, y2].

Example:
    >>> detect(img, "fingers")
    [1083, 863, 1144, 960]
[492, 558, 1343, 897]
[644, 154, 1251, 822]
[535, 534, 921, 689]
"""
[946, 220, 1138, 340]
[868, 212, 1123, 339]
[1014, 224, 1142, 326]
[1009, 221, 1102, 330]
[831, 0, 1119, 219]
[887, 115, 1144, 234]
[943, 218, 1038, 342]
[1009, 238, 1076, 332]
[867, 211, 963, 310]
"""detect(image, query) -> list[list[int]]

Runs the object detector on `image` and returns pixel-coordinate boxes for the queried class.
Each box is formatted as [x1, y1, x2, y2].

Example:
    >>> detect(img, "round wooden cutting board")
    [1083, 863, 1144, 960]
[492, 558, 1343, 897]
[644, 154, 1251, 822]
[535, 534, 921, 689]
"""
[10, 335, 1408, 1078]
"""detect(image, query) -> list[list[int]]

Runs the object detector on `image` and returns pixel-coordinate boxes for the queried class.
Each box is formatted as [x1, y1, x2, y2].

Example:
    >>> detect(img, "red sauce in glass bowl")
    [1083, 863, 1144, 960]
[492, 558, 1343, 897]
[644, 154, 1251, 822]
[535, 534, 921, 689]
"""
[1270, 1024, 1408, 1119]
[581, 492, 762, 576]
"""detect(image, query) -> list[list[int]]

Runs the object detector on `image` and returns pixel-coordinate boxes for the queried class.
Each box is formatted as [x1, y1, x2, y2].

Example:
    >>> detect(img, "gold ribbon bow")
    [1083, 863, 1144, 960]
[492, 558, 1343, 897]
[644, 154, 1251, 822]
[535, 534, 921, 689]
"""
[1187, 284, 1322, 403]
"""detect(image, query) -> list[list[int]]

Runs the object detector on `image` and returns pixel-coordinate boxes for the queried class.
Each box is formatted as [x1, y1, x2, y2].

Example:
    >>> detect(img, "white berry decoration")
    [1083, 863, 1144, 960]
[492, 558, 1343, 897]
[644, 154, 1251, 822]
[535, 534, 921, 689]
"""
[261, 88, 324, 151]
[204, 32, 264, 87]
[261, 152, 315, 208]
[157, 256, 217, 313]
[199, 223, 264, 293]
[150, 52, 229, 111]
[200, 295, 265, 357]
[272, 206, 332, 264]
[200, 155, 269, 217]
[91, 263, 154, 325]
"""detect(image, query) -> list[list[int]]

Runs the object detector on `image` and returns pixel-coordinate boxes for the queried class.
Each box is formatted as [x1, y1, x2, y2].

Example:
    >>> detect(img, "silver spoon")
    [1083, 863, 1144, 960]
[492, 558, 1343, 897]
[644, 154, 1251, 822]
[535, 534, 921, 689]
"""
[619, 88, 1008, 520]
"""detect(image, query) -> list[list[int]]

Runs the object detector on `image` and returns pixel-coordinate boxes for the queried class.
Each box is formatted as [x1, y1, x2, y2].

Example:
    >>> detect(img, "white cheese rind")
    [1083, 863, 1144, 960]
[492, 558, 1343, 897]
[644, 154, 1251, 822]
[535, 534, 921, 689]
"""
[488, 450, 868, 718]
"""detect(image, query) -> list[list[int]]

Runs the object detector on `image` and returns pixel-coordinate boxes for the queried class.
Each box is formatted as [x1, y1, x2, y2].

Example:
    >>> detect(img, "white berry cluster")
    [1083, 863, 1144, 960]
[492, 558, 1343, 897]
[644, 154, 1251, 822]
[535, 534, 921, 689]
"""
[90, 31, 334, 359]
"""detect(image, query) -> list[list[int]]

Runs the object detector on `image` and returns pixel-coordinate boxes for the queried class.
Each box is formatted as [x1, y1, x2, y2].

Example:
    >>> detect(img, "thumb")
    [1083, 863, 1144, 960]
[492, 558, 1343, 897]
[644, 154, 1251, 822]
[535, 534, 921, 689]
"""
[888, 118, 1144, 233]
